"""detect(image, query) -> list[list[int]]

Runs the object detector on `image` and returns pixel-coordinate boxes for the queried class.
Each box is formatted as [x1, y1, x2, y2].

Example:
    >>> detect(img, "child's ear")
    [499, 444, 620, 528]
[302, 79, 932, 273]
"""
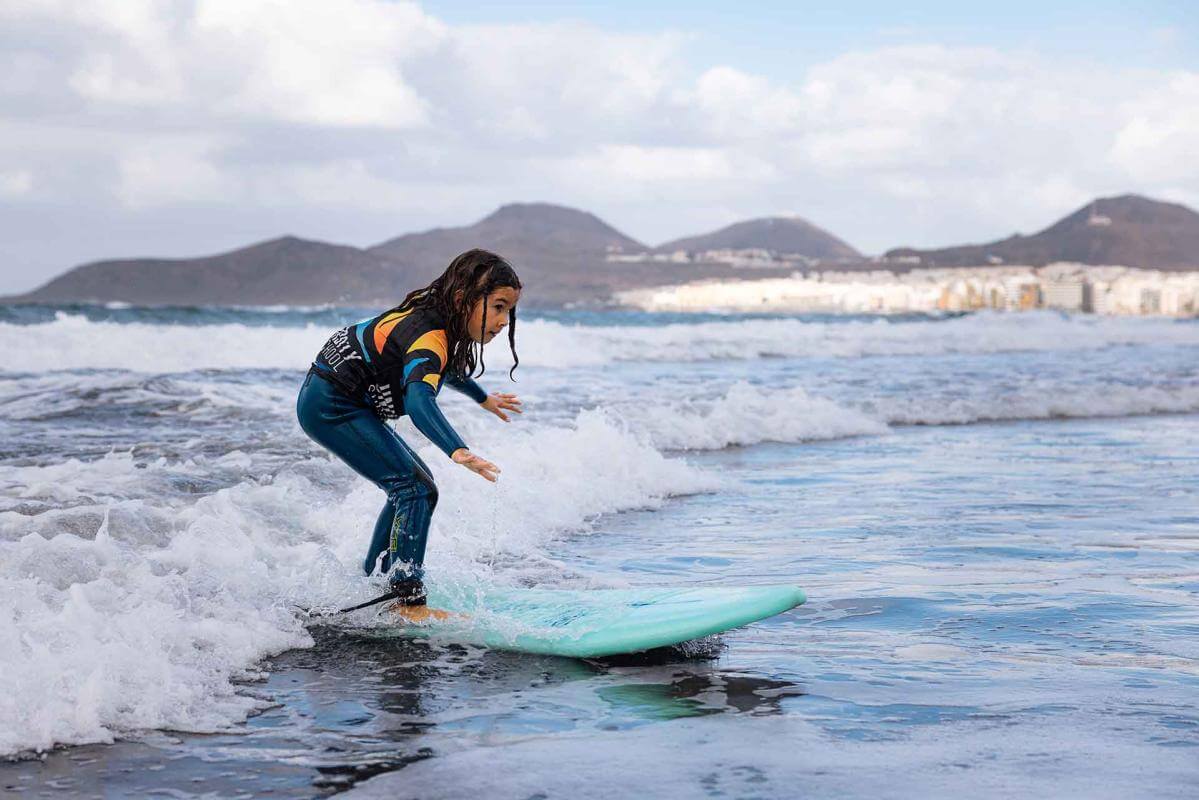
[453, 289, 464, 305]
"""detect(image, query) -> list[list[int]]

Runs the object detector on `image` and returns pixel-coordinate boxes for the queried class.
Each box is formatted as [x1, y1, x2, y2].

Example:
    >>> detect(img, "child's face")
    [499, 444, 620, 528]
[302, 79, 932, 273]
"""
[467, 286, 520, 344]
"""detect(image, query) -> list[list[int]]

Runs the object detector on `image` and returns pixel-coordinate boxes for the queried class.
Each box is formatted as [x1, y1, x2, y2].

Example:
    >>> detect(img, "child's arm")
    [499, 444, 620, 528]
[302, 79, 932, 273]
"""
[404, 383, 500, 481]
[403, 381, 466, 457]
[444, 373, 488, 403]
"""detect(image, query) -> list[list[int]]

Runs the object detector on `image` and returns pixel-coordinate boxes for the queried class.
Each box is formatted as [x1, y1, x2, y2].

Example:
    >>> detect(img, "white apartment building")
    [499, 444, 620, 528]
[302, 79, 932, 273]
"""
[1042, 280, 1085, 310]
[619, 263, 1199, 317]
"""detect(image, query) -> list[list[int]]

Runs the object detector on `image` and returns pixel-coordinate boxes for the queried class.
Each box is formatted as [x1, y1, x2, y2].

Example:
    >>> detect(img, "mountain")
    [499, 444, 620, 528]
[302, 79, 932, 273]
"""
[11, 203, 756, 307]
[656, 216, 861, 259]
[14, 236, 409, 306]
[374, 202, 645, 259]
[885, 195, 1199, 270]
[369, 203, 644, 298]
[368, 202, 753, 304]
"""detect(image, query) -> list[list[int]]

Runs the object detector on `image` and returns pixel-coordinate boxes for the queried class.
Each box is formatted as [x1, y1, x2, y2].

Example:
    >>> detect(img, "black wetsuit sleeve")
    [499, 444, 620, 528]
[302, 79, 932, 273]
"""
[404, 381, 467, 458]
[444, 373, 488, 403]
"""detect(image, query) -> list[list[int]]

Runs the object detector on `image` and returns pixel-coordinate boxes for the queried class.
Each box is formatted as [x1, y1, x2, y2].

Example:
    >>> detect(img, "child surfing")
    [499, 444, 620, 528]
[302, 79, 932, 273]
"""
[297, 249, 522, 612]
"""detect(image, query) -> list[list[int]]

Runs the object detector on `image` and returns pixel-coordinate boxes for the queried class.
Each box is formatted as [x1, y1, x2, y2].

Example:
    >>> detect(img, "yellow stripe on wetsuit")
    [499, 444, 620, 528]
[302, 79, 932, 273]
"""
[409, 329, 448, 389]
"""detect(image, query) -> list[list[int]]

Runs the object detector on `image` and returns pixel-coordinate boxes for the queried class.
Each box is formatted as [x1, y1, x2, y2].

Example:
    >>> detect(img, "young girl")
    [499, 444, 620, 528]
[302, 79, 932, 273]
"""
[296, 249, 522, 606]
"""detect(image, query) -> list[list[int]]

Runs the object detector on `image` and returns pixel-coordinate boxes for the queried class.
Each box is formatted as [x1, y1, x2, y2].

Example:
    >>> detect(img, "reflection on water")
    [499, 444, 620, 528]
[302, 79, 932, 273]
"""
[597, 673, 804, 722]
[3, 626, 805, 796]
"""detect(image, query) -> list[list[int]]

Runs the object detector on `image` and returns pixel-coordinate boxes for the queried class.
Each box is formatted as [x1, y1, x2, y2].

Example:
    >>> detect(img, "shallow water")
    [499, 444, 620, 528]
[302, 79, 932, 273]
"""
[2, 306, 1197, 798]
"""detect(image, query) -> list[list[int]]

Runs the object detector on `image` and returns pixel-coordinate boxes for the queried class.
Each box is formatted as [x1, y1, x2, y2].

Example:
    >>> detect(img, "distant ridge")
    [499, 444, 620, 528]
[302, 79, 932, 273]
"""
[885, 195, 1199, 270]
[12, 202, 750, 306]
[17, 195, 1192, 308]
[369, 202, 737, 303]
[373, 202, 645, 259]
[368, 202, 653, 302]
[16, 236, 407, 305]
[656, 216, 861, 259]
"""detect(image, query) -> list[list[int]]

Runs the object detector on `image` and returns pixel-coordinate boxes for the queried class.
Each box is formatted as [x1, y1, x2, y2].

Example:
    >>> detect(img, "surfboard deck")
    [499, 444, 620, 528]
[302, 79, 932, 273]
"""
[372, 584, 806, 658]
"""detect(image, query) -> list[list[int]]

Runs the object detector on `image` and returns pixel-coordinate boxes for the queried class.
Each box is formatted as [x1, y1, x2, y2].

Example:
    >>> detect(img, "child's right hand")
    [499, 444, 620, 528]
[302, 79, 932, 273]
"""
[451, 448, 501, 482]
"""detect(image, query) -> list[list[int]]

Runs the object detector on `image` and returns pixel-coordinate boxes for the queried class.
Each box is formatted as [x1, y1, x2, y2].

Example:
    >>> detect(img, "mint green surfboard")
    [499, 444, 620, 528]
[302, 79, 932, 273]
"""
[372, 584, 806, 658]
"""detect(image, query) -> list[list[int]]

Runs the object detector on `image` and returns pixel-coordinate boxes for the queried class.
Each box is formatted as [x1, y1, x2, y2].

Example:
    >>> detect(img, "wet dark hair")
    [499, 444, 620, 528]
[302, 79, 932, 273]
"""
[394, 248, 521, 379]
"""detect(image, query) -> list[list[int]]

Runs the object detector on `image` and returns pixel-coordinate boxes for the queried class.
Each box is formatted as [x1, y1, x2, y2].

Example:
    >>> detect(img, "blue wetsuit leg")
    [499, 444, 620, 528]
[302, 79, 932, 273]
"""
[296, 371, 438, 583]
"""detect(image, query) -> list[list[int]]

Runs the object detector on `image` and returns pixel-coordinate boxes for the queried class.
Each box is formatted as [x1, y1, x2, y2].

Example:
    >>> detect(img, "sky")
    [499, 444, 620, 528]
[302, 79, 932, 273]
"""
[1, 0, 1197, 294]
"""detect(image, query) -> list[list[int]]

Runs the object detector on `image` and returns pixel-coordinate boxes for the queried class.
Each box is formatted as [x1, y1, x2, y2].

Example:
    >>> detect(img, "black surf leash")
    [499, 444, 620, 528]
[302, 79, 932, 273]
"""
[297, 586, 404, 618]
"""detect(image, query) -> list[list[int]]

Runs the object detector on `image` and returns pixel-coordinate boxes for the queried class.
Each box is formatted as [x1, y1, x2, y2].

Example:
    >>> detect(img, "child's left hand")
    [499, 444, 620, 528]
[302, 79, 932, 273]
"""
[481, 392, 522, 422]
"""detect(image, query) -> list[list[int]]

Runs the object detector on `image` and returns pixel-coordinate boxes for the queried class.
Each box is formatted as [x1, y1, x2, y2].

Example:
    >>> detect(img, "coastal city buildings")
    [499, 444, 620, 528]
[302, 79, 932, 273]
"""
[615, 262, 1199, 316]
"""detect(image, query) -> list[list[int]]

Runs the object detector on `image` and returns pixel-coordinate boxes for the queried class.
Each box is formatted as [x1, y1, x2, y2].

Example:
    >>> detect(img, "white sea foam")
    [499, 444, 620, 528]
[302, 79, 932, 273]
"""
[0, 312, 330, 373]
[2, 311, 1197, 374]
[0, 411, 712, 755]
[513, 312, 1199, 368]
[2, 366, 1195, 454]
[0, 372, 294, 421]
[871, 383, 1199, 426]
[608, 381, 1199, 451]
[623, 383, 889, 450]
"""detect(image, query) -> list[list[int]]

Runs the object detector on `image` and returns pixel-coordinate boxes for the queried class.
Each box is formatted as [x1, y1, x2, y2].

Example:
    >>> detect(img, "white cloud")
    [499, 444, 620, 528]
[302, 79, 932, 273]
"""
[0, 168, 33, 197]
[192, 0, 443, 127]
[569, 144, 776, 184]
[1109, 72, 1199, 183]
[7, 0, 442, 127]
[1, 0, 1198, 290]
[691, 66, 804, 139]
[116, 135, 235, 208]
[436, 21, 686, 146]
[265, 158, 413, 208]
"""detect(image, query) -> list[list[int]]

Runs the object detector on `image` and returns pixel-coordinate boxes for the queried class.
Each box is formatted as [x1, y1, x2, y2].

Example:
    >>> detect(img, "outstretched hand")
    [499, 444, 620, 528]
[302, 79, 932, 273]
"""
[481, 392, 522, 422]
[451, 448, 501, 482]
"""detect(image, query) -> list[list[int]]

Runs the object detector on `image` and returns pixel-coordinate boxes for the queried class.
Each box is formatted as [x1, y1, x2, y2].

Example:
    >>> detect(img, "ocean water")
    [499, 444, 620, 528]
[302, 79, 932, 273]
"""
[1, 305, 1197, 798]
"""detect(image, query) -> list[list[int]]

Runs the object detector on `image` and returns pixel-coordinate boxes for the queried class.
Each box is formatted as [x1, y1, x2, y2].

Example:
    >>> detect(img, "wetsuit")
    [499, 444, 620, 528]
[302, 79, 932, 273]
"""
[296, 305, 488, 587]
